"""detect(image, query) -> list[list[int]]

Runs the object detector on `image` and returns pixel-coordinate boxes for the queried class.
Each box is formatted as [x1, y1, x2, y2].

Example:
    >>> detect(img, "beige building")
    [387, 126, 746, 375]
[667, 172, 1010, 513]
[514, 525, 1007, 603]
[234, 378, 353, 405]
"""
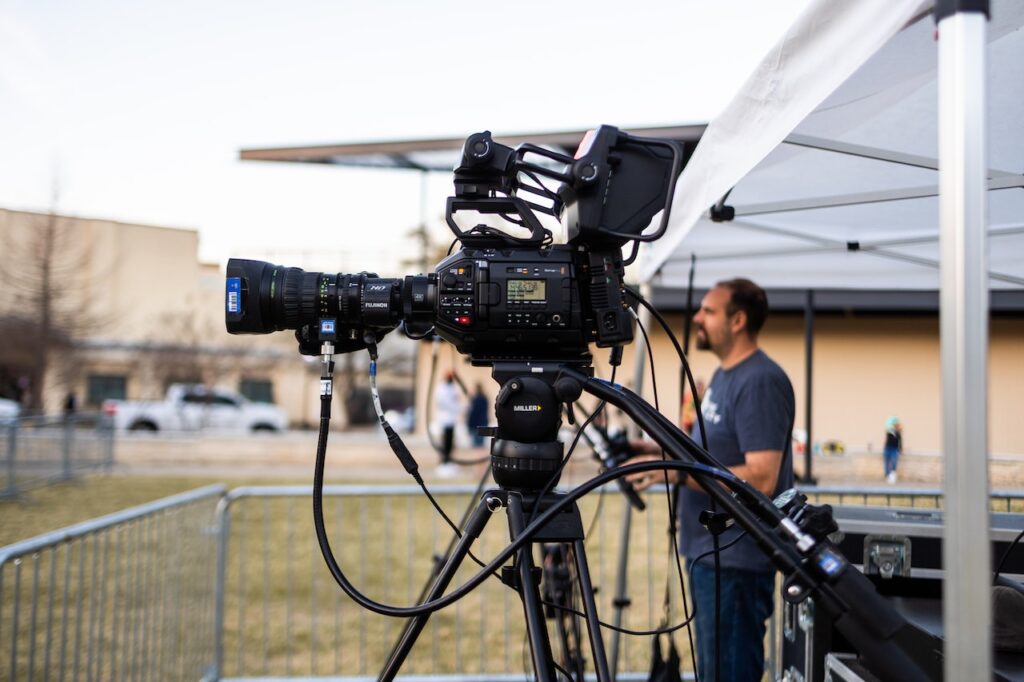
[0, 208, 327, 426]
[413, 298, 1024, 457]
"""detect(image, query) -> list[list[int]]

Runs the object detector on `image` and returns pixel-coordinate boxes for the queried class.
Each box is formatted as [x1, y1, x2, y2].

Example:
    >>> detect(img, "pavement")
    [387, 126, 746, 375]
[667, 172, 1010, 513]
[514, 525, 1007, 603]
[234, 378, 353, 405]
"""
[106, 427, 1024, 489]
[107, 428, 605, 484]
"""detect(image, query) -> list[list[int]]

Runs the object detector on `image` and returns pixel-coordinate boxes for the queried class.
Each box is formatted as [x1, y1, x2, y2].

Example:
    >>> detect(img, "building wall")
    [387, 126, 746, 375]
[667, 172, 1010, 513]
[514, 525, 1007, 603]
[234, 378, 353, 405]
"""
[413, 312, 1024, 456]
[0, 208, 326, 426]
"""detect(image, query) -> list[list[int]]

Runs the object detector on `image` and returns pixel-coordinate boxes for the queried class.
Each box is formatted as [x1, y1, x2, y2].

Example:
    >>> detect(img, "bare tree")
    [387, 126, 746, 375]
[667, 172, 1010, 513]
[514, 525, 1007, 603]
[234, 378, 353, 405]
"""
[0, 209, 99, 411]
[143, 310, 282, 393]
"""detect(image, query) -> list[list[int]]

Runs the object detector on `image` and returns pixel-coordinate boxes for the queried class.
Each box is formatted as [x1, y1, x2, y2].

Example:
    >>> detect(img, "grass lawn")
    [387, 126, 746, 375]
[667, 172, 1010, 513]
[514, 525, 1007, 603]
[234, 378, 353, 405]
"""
[1, 474, 699, 678]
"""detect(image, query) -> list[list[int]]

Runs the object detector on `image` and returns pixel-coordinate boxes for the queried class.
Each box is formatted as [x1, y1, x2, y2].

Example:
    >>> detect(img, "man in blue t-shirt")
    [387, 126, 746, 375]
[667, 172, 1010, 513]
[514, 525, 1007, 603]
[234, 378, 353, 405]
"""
[628, 278, 795, 682]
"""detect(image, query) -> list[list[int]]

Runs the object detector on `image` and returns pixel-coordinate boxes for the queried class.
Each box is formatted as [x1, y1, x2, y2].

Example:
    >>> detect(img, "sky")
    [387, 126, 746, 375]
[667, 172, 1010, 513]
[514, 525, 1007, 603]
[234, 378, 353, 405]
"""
[0, 0, 813, 276]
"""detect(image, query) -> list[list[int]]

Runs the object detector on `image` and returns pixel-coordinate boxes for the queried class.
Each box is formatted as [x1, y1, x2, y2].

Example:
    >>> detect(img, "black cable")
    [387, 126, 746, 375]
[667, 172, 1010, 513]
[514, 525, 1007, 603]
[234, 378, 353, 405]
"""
[622, 240, 642, 267]
[316, 377, 748, 618]
[994, 527, 1024, 582]
[688, 531, 748, 574]
[625, 288, 707, 450]
[538, 588, 697, 637]
[633, 296, 717, 680]
[538, 530, 749, 641]
[525, 364, 618, 530]
[583, 480, 607, 540]
[634, 309, 698, 675]
[552, 659, 574, 681]
[630, 297, 711, 677]
[314, 347, 774, 622]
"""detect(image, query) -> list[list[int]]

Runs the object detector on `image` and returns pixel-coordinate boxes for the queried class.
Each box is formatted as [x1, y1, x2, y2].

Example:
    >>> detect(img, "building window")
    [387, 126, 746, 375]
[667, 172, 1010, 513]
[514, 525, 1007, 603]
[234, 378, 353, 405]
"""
[87, 374, 127, 406]
[240, 379, 274, 404]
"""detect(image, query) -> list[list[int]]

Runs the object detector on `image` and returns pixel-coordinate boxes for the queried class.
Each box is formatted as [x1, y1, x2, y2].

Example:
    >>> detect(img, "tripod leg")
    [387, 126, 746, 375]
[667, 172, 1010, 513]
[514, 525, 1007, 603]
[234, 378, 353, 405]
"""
[378, 493, 497, 682]
[507, 494, 557, 682]
[572, 539, 612, 682]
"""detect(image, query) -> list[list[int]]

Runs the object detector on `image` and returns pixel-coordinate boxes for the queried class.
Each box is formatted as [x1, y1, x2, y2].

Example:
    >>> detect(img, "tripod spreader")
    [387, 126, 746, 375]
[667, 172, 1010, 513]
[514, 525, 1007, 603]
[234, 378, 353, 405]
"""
[556, 366, 942, 682]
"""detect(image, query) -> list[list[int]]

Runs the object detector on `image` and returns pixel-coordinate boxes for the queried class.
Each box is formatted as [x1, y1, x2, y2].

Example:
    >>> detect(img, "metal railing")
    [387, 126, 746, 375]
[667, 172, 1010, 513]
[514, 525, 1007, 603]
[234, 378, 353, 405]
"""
[212, 484, 681, 681]
[3, 482, 1022, 681]
[2, 413, 115, 498]
[798, 485, 1024, 513]
[0, 484, 224, 681]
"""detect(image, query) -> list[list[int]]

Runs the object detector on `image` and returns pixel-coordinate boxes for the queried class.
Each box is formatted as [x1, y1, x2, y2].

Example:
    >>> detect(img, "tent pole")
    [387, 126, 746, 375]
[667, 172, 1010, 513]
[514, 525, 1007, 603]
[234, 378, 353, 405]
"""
[937, 3, 990, 680]
[800, 289, 815, 484]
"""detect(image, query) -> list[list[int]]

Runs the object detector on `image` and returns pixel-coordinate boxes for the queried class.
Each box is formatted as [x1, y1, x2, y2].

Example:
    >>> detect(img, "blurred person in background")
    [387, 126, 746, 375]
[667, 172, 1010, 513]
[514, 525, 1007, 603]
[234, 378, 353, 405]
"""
[466, 384, 489, 449]
[884, 416, 903, 484]
[433, 371, 463, 476]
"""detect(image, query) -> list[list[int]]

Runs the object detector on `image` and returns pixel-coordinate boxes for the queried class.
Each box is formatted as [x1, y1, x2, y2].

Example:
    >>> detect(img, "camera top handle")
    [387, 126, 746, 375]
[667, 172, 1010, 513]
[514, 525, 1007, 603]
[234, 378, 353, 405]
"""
[447, 126, 682, 251]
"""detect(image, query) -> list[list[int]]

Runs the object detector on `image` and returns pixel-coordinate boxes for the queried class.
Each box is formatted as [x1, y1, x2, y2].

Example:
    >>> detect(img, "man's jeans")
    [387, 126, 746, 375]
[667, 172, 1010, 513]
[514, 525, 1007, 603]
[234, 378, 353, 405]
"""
[689, 561, 775, 682]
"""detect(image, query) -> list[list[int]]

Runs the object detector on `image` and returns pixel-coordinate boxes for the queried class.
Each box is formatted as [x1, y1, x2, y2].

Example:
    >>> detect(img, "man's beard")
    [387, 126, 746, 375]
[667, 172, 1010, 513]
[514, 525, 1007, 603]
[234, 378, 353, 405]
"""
[695, 327, 710, 350]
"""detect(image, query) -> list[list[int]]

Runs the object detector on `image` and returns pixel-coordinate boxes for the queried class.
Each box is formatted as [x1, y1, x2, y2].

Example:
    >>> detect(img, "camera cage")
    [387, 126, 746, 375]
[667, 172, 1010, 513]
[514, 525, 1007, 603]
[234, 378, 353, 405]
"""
[445, 125, 683, 253]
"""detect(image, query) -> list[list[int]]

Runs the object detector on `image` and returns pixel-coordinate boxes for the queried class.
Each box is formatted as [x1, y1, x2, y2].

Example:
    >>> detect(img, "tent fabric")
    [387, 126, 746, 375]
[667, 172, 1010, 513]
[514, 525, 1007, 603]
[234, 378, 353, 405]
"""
[640, 0, 1024, 292]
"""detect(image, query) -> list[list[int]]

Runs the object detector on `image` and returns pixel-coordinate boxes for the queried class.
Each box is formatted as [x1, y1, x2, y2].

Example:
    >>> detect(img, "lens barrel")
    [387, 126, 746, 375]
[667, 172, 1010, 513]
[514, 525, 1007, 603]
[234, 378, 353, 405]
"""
[226, 258, 432, 338]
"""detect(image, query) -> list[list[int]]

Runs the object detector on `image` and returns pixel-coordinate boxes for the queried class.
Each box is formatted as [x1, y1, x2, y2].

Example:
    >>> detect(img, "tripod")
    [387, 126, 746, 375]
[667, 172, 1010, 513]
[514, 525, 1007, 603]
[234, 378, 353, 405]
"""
[380, 362, 613, 682]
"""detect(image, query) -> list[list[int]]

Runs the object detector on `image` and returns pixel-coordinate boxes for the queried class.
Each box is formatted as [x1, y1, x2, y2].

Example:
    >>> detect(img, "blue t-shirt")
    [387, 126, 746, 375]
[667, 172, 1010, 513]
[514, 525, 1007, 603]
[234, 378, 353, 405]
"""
[679, 349, 795, 573]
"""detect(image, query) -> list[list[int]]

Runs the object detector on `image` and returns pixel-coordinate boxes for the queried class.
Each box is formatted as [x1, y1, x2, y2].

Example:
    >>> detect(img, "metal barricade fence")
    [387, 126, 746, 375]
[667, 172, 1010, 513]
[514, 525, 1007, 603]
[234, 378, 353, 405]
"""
[3, 413, 116, 498]
[0, 484, 224, 681]
[212, 485, 684, 681]
[797, 485, 1024, 513]
[3, 482, 1022, 681]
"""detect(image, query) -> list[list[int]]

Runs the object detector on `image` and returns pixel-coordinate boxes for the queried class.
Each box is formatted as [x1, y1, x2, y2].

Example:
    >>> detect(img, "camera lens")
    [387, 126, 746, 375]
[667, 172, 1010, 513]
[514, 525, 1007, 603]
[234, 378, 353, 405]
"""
[227, 258, 323, 334]
[226, 258, 422, 339]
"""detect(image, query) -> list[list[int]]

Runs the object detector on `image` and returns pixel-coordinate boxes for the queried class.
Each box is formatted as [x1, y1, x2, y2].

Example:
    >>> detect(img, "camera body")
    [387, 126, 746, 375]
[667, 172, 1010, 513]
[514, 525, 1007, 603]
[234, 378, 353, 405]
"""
[226, 242, 631, 366]
[433, 244, 630, 364]
[226, 125, 681, 367]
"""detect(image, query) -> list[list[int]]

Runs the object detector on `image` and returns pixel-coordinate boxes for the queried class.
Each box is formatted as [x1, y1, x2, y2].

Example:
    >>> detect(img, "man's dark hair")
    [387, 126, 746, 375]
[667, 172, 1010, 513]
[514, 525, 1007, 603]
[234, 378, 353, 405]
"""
[717, 278, 769, 336]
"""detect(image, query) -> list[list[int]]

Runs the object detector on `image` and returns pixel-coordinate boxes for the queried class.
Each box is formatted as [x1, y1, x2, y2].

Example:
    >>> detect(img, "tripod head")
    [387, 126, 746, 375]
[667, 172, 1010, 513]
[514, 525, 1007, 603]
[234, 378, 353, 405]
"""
[487, 361, 591, 491]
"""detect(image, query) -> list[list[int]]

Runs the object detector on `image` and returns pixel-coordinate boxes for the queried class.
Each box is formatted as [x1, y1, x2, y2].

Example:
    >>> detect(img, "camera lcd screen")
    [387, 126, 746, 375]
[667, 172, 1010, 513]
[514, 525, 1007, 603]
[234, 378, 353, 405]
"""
[507, 279, 546, 301]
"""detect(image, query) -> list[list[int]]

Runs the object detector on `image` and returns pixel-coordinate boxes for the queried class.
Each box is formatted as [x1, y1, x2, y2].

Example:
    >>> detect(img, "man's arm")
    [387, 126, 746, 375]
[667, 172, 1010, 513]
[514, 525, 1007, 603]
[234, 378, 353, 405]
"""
[728, 449, 784, 496]
[624, 448, 783, 495]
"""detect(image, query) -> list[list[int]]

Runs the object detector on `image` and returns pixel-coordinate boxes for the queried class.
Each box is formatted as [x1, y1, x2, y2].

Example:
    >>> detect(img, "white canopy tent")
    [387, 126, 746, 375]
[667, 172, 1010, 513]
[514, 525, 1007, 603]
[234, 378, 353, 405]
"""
[640, 0, 1022, 482]
[640, 1, 1022, 678]
[642, 1, 1023, 292]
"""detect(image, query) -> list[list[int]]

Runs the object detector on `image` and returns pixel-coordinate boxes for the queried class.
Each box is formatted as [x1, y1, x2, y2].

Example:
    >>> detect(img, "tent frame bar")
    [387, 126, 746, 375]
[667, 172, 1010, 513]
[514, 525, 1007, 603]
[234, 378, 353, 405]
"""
[733, 174, 1023, 217]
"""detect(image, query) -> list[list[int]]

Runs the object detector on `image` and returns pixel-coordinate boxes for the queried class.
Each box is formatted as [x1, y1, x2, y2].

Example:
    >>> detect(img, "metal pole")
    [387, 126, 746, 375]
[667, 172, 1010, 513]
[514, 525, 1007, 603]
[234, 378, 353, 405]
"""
[937, 4, 990, 680]
[801, 290, 816, 484]
[211, 496, 231, 682]
[61, 414, 74, 480]
[607, 496, 634, 677]
[4, 423, 16, 497]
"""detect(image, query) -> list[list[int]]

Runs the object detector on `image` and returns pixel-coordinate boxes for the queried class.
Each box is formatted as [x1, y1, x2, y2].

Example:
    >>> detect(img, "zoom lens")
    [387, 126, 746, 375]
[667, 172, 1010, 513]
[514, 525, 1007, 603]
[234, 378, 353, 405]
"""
[225, 258, 422, 338]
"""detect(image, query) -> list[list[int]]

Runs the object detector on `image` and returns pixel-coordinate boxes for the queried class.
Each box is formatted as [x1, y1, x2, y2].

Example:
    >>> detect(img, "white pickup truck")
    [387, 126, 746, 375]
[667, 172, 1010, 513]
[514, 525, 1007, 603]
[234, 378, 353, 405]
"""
[103, 384, 289, 433]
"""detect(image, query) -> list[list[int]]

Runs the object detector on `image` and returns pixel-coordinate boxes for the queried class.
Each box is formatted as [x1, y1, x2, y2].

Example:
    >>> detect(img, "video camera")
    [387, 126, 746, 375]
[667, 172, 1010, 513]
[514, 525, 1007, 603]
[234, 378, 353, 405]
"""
[224, 125, 682, 365]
